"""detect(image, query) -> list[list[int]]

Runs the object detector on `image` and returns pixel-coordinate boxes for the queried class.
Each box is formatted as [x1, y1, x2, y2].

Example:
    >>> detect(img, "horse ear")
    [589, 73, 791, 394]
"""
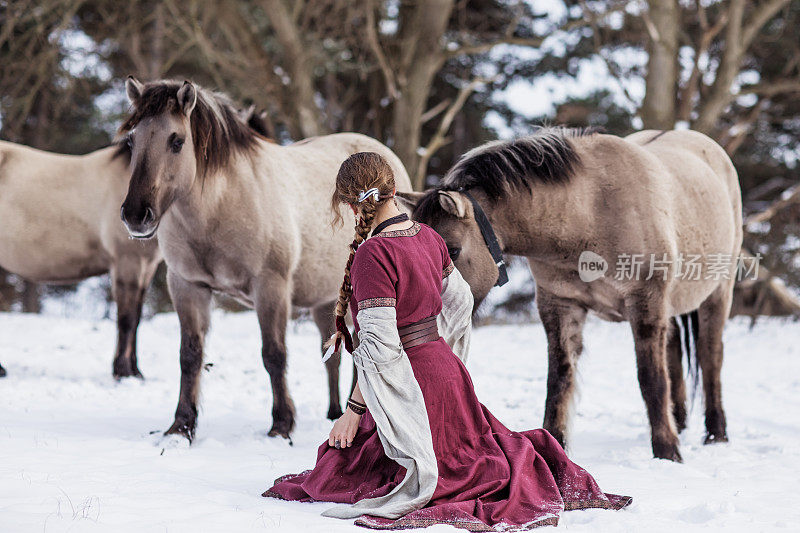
[438, 191, 468, 218]
[238, 104, 256, 122]
[177, 80, 197, 116]
[126, 76, 143, 105]
[396, 191, 425, 213]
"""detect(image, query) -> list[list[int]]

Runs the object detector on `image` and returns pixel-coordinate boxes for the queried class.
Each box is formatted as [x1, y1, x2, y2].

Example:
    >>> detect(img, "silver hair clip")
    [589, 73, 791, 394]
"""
[357, 188, 380, 203]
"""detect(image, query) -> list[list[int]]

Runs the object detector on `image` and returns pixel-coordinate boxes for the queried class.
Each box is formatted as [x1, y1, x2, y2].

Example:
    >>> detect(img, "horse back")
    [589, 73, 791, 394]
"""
[570, 131, 742, 260]
[262, 133, 412, 307]
[624, 130, 742, 216]
[283, 132, 412, 192]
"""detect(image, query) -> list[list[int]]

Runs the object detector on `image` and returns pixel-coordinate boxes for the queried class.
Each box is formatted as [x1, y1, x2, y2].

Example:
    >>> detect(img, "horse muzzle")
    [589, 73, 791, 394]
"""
[120, 205, 159, 239]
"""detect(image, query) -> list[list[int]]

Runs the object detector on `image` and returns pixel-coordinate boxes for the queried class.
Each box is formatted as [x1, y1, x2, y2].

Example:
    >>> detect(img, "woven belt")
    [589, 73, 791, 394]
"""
[398, 315, 439, 350]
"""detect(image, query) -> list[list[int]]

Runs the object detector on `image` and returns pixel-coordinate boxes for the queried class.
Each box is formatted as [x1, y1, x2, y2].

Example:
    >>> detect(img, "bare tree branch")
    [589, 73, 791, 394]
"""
[261, 0, 325, 137]
[739, 79, 800, 96]
[420, 98, 451, 125]
[745, 184, 800, 225]
[721, 98, 768, 156]
[415, 77, 495, 184]
[364, 0, 399, 100]
[677, 3, 728, 121]
[741, 0, 791, 50]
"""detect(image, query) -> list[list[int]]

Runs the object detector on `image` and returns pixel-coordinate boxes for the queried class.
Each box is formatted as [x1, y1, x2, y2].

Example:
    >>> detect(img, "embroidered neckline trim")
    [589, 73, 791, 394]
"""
[373, 221, 421, 238]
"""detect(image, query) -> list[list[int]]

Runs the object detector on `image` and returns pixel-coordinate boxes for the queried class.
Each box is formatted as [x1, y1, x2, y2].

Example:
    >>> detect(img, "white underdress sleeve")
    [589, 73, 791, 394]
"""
[322, 305, 438, 520]
[437, 266, 473, 363]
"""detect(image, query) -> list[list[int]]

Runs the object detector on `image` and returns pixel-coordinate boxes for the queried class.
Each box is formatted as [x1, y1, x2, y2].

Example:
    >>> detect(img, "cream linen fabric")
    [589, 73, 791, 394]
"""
[437, 266, 473, 363]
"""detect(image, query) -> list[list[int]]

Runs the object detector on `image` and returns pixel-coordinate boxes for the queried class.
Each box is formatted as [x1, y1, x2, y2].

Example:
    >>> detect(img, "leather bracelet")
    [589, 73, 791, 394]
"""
[347, 399, 366, 415]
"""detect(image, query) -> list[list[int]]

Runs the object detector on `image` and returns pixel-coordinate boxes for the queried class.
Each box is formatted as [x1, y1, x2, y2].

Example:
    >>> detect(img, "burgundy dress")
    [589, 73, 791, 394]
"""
[264, 222, 630, 531]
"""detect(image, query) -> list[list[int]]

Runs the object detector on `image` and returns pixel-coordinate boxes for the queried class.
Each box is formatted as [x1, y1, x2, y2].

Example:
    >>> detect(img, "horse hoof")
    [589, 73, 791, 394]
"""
[653, 441, 682, 462]
[164, 421, 195, 444]
[0, 365, 6, 378]
[327, 406, 343, 420]
[267, 428, 291, 440]
[113, 366, 144, 380]
[268, 422, 293, 440]
[703, 432, 728, 445]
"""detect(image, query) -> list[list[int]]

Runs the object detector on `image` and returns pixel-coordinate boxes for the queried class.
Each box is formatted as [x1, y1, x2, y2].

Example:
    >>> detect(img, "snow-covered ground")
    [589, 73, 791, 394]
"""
[1, 311, 799, 532]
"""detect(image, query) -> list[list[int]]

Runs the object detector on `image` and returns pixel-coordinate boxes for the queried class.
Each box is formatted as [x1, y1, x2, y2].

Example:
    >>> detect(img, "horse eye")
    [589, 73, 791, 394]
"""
[171, 138, 185, 154]
[126, 135, 133, 148]
[448, 247, 461, 262]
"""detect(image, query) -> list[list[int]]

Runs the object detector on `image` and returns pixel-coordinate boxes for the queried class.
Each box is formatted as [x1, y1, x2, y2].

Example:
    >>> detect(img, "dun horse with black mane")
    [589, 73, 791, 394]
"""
[119, 78, 411, 441]
[401, 128, 742, 461]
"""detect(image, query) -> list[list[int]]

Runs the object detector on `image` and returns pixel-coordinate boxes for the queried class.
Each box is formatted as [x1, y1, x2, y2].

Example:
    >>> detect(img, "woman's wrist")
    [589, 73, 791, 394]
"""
[346, 398, 366, 416]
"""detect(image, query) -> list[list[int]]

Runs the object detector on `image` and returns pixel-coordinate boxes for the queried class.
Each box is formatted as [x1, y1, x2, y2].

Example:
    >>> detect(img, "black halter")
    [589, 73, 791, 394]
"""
[458, 189, 509, 287]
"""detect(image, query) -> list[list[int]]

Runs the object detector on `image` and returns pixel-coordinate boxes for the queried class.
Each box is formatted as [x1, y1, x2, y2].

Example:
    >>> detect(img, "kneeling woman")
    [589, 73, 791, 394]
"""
[264, 152, 630, 531]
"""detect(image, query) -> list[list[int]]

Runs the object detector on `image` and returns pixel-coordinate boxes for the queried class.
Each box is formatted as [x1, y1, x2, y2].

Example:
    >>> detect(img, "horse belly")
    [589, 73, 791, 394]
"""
[0, 235, 109, 283]
[0, 192, 110, 283]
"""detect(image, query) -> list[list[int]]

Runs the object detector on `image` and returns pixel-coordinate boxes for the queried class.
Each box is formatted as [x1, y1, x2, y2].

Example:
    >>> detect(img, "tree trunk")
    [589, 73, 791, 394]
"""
[148, 2, 165, 79]
[261, 0, 325, 138]
[640, 0, 679, 129]
[390, 0, 454, 190]
[693, 0, 745, 134]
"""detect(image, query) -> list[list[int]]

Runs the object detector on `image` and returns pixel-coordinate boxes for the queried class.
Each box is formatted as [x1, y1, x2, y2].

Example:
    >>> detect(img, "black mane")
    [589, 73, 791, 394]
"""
[118, 80, 260, 176]
[413, 127, 596, 222]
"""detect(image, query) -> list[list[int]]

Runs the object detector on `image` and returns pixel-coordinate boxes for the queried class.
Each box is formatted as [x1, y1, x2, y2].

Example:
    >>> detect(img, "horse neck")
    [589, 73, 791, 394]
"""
[169, 156, 259, 231]
[482, 184, 576, 258]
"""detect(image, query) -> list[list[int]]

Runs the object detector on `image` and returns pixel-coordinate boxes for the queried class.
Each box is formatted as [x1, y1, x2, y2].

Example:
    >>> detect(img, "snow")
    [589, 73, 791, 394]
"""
[2, 311, 800, 532]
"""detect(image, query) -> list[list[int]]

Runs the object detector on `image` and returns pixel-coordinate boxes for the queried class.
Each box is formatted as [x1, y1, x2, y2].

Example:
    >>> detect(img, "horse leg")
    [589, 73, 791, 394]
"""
[696, 282, 732, 444]
[628, 299, 681, 461]
[667, 317, 687, 432]
[255, 279, 295, 439]
[164, 271, 212, 443]
[311, 302, 342, 420]
[0, 362, 6, 377]
[111, 257, 159, 379]
[537, 289, 587, 449]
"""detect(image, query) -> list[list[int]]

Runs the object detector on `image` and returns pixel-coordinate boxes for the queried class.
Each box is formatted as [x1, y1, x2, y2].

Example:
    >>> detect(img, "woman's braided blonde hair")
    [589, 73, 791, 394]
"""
[327, 152, 396, 352]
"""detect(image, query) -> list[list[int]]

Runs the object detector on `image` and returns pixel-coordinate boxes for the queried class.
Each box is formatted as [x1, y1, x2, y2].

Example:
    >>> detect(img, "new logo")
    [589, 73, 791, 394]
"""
[578, 251, 608, 282]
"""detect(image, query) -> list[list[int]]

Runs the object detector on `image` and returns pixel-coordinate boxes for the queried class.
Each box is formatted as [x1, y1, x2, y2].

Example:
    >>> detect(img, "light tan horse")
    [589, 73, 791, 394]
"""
[401, 128, 742, 461]
[119, 78, 412, 441]
[0, 140, 162, 378]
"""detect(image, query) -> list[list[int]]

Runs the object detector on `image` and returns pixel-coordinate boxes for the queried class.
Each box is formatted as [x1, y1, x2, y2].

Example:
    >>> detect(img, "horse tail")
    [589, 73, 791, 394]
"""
[679, 310, 700, 398]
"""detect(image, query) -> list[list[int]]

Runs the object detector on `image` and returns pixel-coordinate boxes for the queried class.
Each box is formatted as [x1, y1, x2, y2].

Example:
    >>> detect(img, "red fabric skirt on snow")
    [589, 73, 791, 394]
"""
[263, 338, 630, 531]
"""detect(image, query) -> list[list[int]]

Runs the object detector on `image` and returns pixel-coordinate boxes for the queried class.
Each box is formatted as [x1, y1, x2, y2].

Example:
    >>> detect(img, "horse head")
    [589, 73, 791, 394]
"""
[398, 189, 500, 311]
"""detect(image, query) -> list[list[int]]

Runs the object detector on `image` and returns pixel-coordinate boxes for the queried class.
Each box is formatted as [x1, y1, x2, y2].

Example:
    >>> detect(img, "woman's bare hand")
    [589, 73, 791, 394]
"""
[329, 409, 361, 448]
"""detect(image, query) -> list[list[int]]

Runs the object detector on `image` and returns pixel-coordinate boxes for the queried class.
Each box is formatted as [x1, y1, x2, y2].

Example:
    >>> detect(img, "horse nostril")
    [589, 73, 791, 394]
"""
[120, 206, 127, 224]
[143, 207, 155, 225]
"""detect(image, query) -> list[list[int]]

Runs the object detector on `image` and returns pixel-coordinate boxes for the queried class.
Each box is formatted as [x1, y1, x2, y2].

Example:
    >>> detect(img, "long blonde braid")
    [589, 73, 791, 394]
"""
[327, 152, 396, 353]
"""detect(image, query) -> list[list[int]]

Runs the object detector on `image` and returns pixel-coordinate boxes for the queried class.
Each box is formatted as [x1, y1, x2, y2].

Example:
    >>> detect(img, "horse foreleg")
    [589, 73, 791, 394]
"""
[256, 280, 295, 439]
[111, 257, 159, 379]
[537, 289, 587, 449]
[164, 271, 211, 443]
[667, 317, 687, 432]
[629, 301, 681, 461]
[312, 302, 342, 420]
[696, 283, 732, 444]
